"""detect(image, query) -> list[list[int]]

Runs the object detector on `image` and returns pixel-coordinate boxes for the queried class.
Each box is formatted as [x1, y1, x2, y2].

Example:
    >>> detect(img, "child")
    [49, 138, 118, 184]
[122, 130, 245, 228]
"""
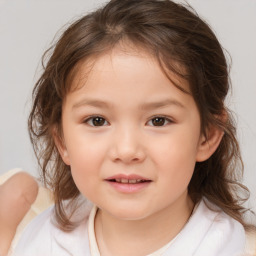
[13, 0, 253, 255]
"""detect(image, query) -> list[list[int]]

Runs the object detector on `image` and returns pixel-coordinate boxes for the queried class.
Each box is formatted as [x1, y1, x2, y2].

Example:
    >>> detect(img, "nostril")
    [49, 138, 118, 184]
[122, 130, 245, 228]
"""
[109, 136, 146, 164]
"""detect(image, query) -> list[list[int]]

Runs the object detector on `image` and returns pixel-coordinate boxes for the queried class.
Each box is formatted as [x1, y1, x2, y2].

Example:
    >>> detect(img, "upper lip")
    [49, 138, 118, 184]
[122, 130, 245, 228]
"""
[105, 174, 151, 181]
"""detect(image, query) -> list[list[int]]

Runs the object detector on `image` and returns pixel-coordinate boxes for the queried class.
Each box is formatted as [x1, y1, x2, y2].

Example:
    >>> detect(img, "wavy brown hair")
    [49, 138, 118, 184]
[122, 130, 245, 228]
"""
[29, 0, 252, 231]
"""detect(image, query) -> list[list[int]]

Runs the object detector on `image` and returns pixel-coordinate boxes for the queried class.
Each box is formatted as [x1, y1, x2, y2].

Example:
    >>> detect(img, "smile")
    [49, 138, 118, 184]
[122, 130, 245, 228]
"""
[108, 178, 150, 184]
[105, 174, 152, 193]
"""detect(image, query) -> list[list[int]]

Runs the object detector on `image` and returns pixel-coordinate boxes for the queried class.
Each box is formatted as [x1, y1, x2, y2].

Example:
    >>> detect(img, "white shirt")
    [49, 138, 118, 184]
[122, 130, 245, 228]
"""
[13, 198, 246, 256]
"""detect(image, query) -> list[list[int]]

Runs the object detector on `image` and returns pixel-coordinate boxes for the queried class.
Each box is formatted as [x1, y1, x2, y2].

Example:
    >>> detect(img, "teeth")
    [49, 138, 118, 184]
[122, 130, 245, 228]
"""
[114, 178, 146, 184]
[128, 179, 137, 184]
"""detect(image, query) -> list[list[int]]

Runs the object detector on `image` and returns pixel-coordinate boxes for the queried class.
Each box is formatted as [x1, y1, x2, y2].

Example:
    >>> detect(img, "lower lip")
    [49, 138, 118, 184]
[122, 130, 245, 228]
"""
[106, 181, 151, 193]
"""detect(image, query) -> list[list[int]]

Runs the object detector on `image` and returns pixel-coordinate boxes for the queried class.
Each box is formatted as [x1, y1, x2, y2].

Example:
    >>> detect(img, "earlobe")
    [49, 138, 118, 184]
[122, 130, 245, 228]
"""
[196, 125, 224, 162]
[61, 150, 70, 165]
[52, 128, 71, 165]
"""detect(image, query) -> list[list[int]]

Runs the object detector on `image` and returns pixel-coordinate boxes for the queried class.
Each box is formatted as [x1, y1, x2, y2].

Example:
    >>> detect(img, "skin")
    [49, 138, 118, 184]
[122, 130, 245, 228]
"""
[0, 172, 38, 256]
[57, 45, 223, 256]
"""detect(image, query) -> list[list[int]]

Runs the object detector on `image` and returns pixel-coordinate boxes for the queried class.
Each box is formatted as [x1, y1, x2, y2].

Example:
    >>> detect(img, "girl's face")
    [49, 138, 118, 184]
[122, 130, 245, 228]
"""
[59, 47, 206, 220]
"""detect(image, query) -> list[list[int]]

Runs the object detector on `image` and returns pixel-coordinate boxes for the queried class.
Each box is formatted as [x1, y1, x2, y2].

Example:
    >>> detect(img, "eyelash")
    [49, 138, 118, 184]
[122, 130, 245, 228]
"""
[147, 116, 174, 126]
[83, 115, 174, 127]
[83, 115, 109, 127]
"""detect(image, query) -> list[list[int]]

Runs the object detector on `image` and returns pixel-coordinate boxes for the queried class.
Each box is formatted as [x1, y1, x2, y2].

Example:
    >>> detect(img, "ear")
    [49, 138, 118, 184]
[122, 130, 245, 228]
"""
[52, 127, 71, 165]
[196, 124, 224, 162]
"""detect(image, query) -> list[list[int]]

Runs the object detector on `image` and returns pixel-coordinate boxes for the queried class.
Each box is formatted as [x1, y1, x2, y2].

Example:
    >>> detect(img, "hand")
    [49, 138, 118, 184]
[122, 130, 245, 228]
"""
[0, 172, 38, 256]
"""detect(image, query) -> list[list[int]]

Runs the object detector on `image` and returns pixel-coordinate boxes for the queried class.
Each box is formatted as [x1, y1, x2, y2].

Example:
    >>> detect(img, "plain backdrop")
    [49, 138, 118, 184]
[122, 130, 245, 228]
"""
[0, 0, 255, 217]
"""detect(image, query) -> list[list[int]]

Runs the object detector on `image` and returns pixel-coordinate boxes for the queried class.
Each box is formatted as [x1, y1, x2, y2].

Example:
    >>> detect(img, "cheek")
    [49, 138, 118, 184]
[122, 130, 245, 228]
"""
[69, 144, 104, 175]
[152, 127, 200, 163]
[65, 134, 107, 193]
[150, 129, 199, 184]
[66, 129, 107, 165]
[69, 153, 100, 201]
[154, 146, 195, 201]
[156, 146, 195, 183]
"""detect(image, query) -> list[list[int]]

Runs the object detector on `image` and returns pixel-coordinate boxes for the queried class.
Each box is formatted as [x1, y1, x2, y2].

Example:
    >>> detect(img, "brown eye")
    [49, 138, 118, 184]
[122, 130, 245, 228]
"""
[147, 116, 172, 127]
[152, 117, 165, 126]
[85, 116, 108, 126]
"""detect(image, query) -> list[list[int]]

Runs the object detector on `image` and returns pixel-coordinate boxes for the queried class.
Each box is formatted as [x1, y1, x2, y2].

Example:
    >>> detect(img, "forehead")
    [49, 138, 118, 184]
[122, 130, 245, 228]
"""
[68, 43, 190, 95]
[62, 46, 197, 117]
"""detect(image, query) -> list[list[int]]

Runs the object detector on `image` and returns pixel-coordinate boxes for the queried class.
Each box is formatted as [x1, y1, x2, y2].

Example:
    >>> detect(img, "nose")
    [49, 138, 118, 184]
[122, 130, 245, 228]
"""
[109, 125, 146, 164]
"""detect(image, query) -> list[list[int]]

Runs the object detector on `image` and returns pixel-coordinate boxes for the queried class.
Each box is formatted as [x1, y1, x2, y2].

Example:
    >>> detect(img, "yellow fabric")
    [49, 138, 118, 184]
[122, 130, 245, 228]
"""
[0, 168, 23, 185]
[245, 230, 256, 256]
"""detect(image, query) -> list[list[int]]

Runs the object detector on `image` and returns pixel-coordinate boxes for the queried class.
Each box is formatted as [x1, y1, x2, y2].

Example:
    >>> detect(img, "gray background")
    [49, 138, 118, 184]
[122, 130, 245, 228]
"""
[0, 0, 255, 218]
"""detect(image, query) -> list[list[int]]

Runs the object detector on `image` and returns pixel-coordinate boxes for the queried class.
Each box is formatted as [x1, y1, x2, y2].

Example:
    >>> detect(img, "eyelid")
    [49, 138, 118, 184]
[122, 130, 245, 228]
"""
[82, 115, 174, 127]
[83, 115, 109, 127]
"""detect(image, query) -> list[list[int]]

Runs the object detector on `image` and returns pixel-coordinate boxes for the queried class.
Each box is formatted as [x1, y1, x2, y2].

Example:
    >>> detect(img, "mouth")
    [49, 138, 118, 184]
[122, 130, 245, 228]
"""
[104, 174, 152, 193]
[107, 178, 151, 184]
[105, 174, 151, 183]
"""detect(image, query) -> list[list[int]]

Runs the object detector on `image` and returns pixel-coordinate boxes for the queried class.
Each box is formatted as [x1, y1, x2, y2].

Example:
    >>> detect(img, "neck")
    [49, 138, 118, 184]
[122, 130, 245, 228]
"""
[95, 193, 194, 256]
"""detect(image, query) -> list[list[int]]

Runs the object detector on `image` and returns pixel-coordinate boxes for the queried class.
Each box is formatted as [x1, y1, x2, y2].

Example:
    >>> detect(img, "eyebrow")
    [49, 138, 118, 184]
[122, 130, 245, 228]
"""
[72, 98, 185, 110]
[72, 99, 113, 110]
[140, 99, 185, 110]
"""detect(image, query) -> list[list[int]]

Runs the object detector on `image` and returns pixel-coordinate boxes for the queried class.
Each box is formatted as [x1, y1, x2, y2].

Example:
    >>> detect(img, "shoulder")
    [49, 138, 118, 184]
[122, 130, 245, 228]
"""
[13, 203, 92, 256]
[166, 198, 246, 256]
[192, 198, 246, 255]
[13, 206, 56, 255]
[200, 198, 245, 236]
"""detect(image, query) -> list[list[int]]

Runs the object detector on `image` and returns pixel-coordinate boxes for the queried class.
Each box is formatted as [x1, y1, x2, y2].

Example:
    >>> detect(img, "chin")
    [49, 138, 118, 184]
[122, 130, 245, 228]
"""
[104, 204, 151, 221]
